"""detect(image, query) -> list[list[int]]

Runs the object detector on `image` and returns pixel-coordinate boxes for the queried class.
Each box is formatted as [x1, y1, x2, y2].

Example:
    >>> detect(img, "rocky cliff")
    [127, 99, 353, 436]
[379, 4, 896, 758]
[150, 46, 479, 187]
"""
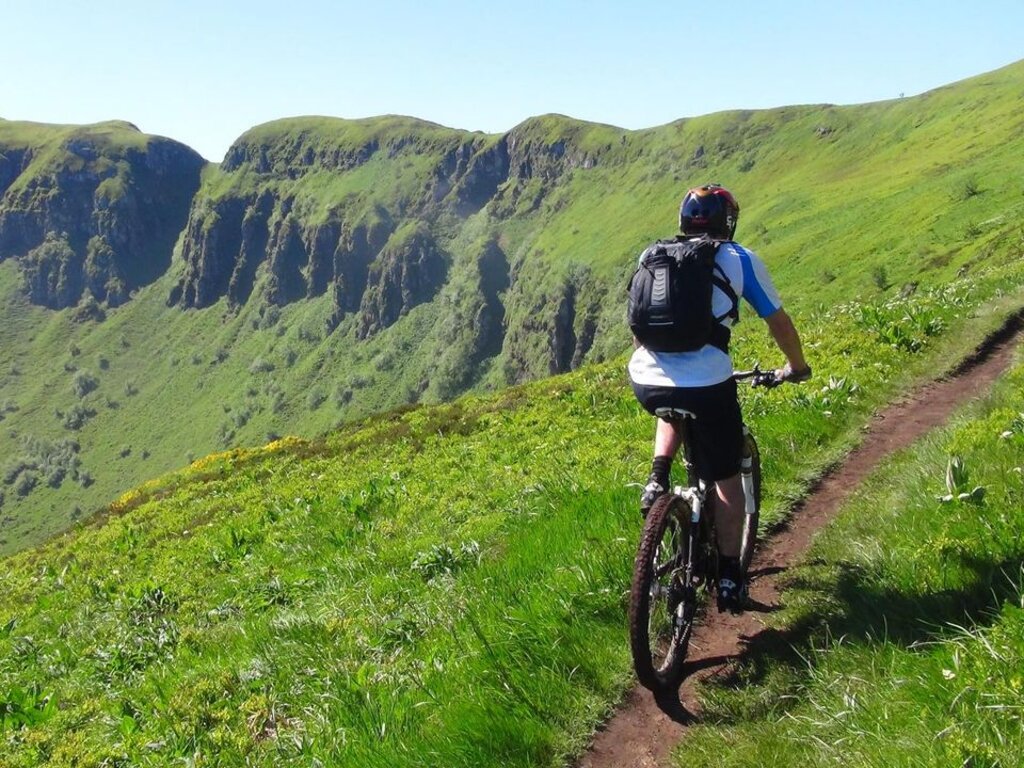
[0, 120, 204, 308]
[167, 114, 619, 381]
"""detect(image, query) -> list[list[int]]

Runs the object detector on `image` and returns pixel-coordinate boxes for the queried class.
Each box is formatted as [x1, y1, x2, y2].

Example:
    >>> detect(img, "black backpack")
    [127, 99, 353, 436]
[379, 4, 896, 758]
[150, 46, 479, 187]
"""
[626, 234, 739, 353]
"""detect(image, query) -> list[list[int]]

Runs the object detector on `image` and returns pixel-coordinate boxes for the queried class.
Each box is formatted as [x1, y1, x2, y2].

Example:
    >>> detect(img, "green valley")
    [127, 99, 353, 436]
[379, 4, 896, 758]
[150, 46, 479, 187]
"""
[2, 61, 1023, 554]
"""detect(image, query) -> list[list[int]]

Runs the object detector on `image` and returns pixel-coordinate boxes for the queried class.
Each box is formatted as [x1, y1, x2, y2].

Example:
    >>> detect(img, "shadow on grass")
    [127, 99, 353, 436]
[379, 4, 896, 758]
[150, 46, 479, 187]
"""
[715, 549, 1024, 699]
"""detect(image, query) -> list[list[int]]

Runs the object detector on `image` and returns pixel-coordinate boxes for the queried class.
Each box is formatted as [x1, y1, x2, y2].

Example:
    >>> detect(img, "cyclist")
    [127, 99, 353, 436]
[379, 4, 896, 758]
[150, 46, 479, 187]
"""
[628, 183, 811, 612]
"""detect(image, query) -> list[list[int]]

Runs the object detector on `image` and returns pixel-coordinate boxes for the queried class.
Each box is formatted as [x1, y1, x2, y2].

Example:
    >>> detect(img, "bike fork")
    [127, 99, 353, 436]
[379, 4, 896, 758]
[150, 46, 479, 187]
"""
[741, 457, 756, 518]
[675, 493, 702, 629]
[741, 426, 756, 519]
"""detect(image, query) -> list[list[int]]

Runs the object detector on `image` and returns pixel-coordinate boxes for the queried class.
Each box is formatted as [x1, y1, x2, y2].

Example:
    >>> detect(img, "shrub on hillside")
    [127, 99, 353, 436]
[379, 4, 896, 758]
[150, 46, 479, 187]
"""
[270, 392, 286, 414]
[72, 370, 98, 398]
[71, 292, 105, 323]
[62, 404, 96, 430]
[962, 221, 982, 240]
[232, 406, 252, 428]
[3, 458, 31, 486]
[4, 437, 84, 497]
[953, 177, 981, 201]
[306, 389, 326, 410]
[218, 423, 235, 447]
[334, 386, 353, 407]
[124, 380, 138, 397]
[249, 357, 275, 374]
[14, 470, 38, 498]
[297, 326, 319, 343]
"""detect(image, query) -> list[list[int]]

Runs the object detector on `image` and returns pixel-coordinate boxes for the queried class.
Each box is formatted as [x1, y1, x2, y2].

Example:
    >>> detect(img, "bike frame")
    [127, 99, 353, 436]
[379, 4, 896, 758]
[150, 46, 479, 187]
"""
[630, 366, 774, 689]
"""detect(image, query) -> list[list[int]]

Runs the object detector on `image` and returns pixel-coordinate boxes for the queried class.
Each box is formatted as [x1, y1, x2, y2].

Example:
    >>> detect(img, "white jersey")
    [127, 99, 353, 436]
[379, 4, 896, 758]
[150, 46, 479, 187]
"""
[628, 241, 782, 388]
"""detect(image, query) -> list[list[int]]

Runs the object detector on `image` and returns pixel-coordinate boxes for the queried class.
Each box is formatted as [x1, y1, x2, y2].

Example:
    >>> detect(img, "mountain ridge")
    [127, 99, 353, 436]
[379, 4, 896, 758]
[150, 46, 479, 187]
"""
[1, 57, 1023, 554]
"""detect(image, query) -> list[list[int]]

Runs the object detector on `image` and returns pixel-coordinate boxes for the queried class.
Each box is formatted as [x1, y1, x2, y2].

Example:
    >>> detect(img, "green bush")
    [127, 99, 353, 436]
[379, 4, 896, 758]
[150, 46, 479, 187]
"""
[249, 357, 275, 374]
[61, 404, 96, 430]
[72, 370, 98, 398]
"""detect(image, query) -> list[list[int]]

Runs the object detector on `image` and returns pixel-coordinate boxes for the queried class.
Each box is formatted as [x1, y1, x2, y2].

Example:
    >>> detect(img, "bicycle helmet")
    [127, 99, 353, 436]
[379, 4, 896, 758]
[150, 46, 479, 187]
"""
[678, 183, 740, 239]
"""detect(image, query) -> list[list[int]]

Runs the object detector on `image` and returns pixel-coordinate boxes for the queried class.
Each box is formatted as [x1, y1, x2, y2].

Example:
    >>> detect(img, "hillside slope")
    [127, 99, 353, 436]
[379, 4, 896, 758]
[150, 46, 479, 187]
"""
[1, 267, 1023, 765]
[1, 60, 1023, 553]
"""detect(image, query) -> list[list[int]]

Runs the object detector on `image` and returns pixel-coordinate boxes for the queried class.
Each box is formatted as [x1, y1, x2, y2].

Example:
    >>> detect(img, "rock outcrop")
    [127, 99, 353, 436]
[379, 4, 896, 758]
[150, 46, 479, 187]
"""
[0, 121, 205, 309]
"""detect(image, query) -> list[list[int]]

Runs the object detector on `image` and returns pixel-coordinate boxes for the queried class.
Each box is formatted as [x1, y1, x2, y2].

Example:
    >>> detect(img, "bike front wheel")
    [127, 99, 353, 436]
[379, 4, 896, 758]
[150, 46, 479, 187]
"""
[629, 493, 695, 691]
[738, 431, 762, 576]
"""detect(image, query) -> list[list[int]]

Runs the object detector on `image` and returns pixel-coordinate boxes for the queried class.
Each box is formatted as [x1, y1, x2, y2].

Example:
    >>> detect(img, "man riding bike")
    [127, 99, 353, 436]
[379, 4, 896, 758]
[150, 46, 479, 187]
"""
[628, 183, 811, 612]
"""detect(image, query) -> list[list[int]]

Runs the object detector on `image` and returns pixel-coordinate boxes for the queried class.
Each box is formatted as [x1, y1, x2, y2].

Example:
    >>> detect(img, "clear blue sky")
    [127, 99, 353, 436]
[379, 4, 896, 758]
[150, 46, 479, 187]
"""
[2, 0, 1021, 161]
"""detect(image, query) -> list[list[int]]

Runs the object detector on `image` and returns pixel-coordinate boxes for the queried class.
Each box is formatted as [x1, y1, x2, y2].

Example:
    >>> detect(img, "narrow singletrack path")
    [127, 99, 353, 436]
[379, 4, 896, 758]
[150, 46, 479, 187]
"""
[578, 313, 1024, 768]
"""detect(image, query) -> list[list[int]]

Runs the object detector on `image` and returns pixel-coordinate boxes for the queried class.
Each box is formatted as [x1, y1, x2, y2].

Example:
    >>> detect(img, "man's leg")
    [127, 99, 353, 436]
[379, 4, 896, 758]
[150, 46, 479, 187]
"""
[654, 417, 683, 458]
[714, 472, 746, 611]
[641, 418, 683, 513]
[714, 473, 744, 557]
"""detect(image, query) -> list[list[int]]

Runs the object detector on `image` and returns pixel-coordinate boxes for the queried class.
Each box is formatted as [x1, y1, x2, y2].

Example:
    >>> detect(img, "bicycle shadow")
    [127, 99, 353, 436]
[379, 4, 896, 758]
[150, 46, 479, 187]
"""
[649, 550, 1024, 720]
[651, 652, 736, 724]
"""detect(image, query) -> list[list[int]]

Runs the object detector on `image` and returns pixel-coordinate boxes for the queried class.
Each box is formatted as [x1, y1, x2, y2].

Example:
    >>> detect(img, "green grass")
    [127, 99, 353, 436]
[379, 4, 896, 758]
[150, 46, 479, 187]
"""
[674, 343, 1024, 768]
[1, 256, 1023, 764]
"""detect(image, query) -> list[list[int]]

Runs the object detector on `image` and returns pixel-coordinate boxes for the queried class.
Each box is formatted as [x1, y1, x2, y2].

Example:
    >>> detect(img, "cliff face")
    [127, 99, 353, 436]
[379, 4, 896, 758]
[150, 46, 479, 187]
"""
[0, 122, 205, 308]
[170, 115, 616, 381]
[3, 113, 622, 392]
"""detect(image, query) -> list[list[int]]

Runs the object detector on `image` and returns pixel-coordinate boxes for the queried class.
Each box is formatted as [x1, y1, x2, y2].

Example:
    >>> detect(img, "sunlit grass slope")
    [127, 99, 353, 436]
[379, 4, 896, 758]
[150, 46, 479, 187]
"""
[677, 347, 1024, 768]
[1, 61, 1023, 555]
[1, 255, 1024, 764]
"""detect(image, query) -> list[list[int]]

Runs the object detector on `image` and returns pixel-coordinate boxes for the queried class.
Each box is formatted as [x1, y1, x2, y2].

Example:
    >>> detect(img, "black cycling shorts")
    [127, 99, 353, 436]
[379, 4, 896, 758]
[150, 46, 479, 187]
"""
[631, 378, 744, 482]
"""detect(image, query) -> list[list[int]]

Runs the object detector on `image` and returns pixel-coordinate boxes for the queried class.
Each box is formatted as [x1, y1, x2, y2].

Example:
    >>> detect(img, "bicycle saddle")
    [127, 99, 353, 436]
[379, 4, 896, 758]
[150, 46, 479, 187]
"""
[653, 407, 697, 422]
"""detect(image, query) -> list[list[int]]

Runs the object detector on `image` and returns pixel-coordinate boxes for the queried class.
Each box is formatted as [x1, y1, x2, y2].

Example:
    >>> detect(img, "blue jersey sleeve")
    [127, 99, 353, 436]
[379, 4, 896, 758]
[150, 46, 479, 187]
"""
[738, 247, 782, 318]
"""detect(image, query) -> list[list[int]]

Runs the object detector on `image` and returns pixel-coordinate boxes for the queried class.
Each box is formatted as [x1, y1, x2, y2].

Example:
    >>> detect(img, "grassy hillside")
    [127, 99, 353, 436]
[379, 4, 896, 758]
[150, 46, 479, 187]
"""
[1, 254, 1023, 764]
[2, 60, 1024, 558]
[677, 339, 1024, 768]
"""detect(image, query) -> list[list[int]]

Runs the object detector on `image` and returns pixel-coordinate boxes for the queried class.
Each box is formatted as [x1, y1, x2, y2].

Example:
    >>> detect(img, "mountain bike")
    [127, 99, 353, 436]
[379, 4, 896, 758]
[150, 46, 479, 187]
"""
[628, 367, 777, 691]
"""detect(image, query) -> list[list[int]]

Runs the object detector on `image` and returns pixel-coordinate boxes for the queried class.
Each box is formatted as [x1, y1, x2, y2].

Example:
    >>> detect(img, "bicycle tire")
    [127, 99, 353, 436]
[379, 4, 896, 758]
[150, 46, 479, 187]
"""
[629, 493, 694, 691]
[738, 431, 762, 576]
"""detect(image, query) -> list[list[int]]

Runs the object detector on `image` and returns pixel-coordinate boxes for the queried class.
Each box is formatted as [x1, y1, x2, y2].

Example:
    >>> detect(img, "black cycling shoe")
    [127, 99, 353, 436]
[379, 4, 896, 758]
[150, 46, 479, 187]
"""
[639, 480, 667, 516]
[717, 557, 746, 613]
[716, 577, 746, 613]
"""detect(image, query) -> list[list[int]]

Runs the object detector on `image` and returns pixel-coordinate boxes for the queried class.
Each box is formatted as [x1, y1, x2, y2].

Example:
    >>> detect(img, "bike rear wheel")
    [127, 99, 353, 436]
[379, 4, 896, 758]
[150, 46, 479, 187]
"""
[629, 493, 695, 691]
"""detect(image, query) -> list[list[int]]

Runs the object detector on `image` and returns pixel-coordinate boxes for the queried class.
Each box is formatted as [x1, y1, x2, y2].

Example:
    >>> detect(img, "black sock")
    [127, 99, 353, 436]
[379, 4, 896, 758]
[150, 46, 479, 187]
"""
[649, 455, 673, 489]
[719, 555, 741, 583]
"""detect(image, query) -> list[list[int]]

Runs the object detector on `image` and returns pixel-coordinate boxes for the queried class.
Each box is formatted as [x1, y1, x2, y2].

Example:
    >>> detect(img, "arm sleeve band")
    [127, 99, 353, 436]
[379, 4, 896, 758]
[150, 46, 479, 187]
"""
[738, 247, 783, 318]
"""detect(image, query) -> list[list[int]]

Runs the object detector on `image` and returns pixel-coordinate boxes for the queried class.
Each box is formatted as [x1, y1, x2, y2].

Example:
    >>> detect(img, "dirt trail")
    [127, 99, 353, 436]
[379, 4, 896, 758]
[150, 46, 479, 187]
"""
[578, 313, 1024, 768]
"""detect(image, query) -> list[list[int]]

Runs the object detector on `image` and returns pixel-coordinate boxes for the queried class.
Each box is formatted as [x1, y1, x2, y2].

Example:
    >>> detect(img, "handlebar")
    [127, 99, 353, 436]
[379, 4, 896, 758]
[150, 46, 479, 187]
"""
[732, 365, 783, 389]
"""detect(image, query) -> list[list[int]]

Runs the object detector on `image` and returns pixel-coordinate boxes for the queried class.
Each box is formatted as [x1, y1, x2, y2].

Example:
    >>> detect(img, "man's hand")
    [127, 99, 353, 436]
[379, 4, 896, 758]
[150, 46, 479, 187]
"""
[774, 362, 812, 385]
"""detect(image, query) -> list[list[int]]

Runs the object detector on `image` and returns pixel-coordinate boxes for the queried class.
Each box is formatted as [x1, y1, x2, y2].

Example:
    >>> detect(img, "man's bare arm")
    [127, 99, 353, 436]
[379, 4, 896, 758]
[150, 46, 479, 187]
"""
[764, 308, 810, 378]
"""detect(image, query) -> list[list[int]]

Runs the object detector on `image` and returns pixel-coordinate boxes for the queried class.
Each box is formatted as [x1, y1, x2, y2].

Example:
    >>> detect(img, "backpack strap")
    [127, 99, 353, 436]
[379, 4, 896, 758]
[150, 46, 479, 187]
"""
[708, 245, 739, 354]
[711, 265, 739, 323]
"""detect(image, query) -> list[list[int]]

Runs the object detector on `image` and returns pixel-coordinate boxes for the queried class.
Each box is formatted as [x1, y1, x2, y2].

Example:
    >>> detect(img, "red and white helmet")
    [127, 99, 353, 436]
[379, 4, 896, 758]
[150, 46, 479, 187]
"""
[679, 184, 740, 239]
